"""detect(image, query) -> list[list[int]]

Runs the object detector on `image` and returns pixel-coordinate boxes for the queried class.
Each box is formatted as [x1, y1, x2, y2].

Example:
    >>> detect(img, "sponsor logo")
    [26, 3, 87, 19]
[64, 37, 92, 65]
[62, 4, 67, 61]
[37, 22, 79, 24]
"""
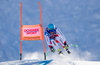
[24, 28, 39, 34]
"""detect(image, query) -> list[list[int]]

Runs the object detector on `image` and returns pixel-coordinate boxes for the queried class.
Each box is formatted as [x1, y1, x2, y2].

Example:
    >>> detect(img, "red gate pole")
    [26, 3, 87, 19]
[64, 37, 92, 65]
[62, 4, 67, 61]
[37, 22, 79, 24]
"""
[39, 2, 46, 60]
[20, 2, 23, 60]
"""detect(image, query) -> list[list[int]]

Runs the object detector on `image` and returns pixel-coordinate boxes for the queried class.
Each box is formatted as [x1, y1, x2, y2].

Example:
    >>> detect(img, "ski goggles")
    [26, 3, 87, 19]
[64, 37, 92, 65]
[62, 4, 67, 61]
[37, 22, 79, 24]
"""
[49, 29, 56, 32]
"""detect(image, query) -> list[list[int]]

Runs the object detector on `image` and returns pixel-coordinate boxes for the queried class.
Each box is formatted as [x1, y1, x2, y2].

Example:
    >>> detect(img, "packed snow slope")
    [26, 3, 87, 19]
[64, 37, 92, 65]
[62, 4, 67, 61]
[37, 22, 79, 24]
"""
[0, 52, 100, 65]
[0, 0, 100, 62]
[0, 60, 100, 65]
[0, 55, 100, 65]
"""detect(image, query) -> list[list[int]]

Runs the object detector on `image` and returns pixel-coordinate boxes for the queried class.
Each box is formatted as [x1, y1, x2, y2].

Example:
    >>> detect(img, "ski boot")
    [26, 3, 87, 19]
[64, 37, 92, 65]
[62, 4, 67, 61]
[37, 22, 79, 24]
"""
[50, 47, 55, 53]
[58, 48, 63, 55]
[66, 48, 71, 54]
[64, 46, 71, 54]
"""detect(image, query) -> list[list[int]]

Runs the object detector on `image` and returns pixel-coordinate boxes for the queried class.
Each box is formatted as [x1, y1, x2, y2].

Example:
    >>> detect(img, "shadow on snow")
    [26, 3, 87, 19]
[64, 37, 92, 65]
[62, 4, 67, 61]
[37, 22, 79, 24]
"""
[22, 60, 53, 65]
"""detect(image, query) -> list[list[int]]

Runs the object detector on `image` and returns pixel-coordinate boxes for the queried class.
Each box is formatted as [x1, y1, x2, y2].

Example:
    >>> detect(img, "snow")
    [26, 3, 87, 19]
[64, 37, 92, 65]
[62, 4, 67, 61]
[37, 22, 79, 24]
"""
[1, 51, 99, 65]
[0, 59, 100, 65]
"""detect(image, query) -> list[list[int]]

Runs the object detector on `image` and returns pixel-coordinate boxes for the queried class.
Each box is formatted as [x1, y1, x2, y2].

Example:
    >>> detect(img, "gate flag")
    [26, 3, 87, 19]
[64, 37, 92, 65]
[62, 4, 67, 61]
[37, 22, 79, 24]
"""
[20, 2, 46, 60]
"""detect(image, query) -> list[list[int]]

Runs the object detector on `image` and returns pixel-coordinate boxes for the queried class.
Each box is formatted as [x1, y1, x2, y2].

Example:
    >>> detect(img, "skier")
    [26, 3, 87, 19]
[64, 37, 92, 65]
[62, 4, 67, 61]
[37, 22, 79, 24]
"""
[45, 24, 71, 54]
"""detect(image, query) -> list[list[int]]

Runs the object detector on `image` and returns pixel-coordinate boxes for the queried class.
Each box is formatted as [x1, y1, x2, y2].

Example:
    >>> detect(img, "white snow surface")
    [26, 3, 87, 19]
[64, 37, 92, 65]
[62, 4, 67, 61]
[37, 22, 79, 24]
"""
[0, 52, 100, 65]
[0, 59, 100, 65]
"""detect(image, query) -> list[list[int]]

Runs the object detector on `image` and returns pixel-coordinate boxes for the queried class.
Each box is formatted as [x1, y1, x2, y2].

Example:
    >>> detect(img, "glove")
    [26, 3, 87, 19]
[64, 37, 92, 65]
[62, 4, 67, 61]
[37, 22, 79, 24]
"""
[49, 35, 55, 39]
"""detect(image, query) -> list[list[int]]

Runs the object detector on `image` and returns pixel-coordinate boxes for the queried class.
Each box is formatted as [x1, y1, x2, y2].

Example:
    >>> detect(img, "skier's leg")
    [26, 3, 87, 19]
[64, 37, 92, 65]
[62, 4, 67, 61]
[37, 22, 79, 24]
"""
[48, 45, 55, 53]
[50, 39, 63, 54]
[63, 41, 71, 54]
[55, 36, 65, 48]
[55, 37, 71, 54]
[45, 35, 55, 53]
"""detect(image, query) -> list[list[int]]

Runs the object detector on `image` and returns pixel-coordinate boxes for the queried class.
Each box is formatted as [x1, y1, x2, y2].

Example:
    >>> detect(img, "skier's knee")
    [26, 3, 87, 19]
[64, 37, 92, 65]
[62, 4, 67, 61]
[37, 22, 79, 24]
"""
[64, 41, 67, 46]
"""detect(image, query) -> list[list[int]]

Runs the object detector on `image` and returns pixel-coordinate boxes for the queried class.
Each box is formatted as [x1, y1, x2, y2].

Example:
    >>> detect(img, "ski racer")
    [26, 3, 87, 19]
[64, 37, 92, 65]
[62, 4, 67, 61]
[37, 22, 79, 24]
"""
[45, 24, 71, 54]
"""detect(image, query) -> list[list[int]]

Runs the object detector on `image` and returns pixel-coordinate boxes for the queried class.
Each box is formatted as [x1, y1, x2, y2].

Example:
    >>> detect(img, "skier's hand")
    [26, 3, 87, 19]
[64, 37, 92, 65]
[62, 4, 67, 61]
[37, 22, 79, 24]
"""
[49, 35, 55, 39]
